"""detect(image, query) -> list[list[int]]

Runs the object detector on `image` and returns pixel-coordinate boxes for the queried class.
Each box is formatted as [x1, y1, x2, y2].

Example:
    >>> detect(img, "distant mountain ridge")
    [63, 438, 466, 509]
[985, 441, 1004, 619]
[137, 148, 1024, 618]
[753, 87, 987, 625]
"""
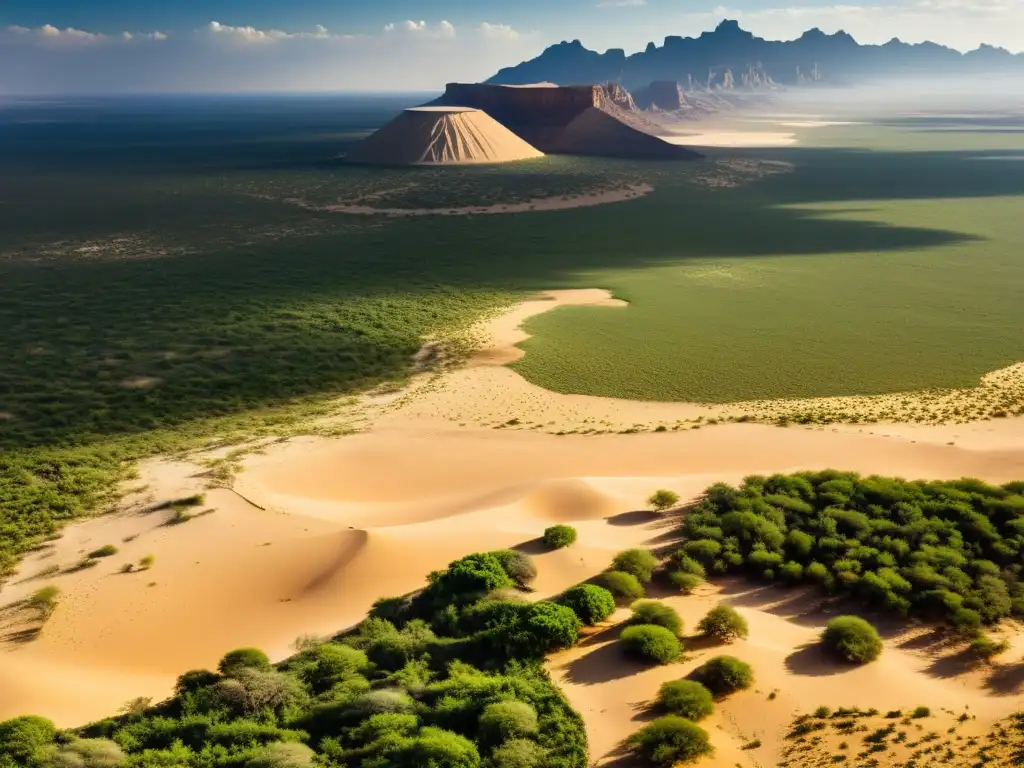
[487, 20, 1023, 89]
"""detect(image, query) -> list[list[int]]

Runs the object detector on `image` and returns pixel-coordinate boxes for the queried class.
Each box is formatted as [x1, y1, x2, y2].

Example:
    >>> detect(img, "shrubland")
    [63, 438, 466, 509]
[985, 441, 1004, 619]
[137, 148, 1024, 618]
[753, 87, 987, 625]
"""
[678, 472, 1024, 628]
[0, 549, 587, 768]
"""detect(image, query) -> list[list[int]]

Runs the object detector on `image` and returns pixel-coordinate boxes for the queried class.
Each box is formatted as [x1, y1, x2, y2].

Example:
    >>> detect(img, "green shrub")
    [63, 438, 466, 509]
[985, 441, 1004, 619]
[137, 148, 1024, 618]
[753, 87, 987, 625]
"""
[668, 571, 704, 594]
[218, 647, 272, 676]
[478, 701, 538, 746]
[369, 727, 481, 768]
[600, 571, 646, 602]
[648, 489, 680, 512]
[29, 585, 60, 619]
[626, 716, 712, 765]
[0, 715, 57, 764]
[657, 680, 714, 721]
[671, 554, 706, 578]
[493, 550, 538, 587]
[560, 584, 616, 625]
[690, 656, 754, 697]
[629, 601, 683, 636]
[911, 706, 931, 718]
[696, 604, 748, 643]
[612, 549, 659, 583]
[245, 742, 316, 768]
[620, 625, 682, 665]
[542, 525, 577, 549]
[821, 616, 883, 664]
[490, 739, 546, 768]
[87, 544, 118, 559]
[970, 632, 1010, 659]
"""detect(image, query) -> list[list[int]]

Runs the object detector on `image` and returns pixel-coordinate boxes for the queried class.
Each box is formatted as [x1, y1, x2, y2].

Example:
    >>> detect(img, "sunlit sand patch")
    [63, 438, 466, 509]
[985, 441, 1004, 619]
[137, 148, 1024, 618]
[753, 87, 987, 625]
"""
[663, 131, 797, 147]
[120, 376, 161, 390]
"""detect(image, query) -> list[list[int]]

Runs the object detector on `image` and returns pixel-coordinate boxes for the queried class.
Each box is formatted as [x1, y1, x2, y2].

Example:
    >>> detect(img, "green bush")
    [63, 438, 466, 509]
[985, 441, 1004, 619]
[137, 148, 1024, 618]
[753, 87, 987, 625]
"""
[821, 616, 883, 664]
[478, 701, 538, 746]
[0, 716, 57, 764]
[671, 554, 706, 578]
[218, 647, 272, 676]
[911, 706, 931, 719]
[970, 632, 1010, 659]
[611, 549, 659, 583]
[542, 525, 577, 549]
[493, 550, 538, 587]
[628, 601, 683, 636]
[690, 656, 754, 697]
[668, 571, 704, 594]
[626, 716, 712, 766]
[696, 604, 748, 643]
[560, 584, 616, 625]
[600, 571, 645, 602]
[246, 742, 316, 768]
[656, 681, 714, 721]
[648, 489, 680, 512]
[620, 625, 682, 665]
[87, 544, 118, 559]
[490, 739, 546, 768]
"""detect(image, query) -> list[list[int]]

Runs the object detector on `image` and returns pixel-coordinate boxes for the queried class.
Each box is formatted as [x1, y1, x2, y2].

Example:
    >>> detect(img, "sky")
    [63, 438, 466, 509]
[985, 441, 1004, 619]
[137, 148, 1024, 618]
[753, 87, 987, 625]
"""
[2, 0, 1023, 94]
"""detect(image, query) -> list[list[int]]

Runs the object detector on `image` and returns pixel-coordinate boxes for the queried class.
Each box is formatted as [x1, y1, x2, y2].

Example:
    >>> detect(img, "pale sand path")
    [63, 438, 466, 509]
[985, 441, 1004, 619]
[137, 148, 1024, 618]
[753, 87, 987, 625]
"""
[0, 288, 1022, 749]
[663, 131, 798, 148]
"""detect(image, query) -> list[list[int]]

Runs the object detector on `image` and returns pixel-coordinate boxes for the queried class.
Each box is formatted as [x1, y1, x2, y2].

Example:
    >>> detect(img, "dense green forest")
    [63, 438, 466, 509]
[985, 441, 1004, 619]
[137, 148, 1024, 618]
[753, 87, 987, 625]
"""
[677, 472, 1024, 628]
[0, 549, 587, 768]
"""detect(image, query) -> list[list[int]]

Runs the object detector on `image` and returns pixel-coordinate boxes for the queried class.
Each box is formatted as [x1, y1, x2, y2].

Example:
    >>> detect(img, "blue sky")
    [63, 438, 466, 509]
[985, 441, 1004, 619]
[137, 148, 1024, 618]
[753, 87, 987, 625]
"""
[1, 0, 1021, 93]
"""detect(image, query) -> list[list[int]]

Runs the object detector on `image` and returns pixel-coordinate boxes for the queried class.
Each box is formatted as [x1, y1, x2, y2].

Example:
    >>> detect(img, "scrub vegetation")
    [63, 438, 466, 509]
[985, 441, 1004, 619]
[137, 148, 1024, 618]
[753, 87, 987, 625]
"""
[678, 471, 1024, 628]
[0, 549, 587, 768]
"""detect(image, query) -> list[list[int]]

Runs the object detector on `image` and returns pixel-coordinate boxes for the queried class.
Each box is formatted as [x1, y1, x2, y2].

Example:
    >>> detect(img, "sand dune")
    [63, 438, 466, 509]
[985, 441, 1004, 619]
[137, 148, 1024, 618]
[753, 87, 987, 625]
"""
[2, 287, 1023, 743]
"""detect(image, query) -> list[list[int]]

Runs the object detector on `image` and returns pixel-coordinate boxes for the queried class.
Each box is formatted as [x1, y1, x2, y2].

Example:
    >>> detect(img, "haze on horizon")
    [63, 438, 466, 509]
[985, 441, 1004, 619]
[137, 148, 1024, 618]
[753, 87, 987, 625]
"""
[1, 0, 1023, 94]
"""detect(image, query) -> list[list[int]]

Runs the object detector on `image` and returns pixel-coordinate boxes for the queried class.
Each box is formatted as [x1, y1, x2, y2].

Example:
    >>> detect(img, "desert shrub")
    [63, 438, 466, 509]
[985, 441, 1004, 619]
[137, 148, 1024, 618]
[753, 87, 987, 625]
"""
[420, 553, 514, 610]
[138, 554, 155, 569]
[681, 539, 721, 566]
[560, 584, 616, 625]
[628, 601, 683, 636]
[87, 544, 118, 559]
[600, 571, 645, 602]
[668, 571, 704, 594]
[626, 716, 712, 766]
[478, 701, 538, 746]
[47, 738, 125, 768]
[463, 600, 581, 658]
[696, 604, 748, 643]
[648, 489, 680, 511]
[656, 681, 714, 721]
[29, 585, 60, 620]
[821, 616, 883, 664]
[911, 706, 931, 718]
[493, 550, 538, 587]
[671, 554, 706, 578]
[679, 472, 1024, 628]
[690, 656, 753, 697]
[970, 632, 1010, 659]
[612, 549, 659, 583]
[371, 727, 481, 768]
[246, 742, 316, 768]
[218, 647, 272, 676]
[491, 738, 546, 768]
[290, 643, 369, 692]
[215, 668, 306, 716]
[620, 625, 682, 665]
[0, 716, 57, 764]
[542, 525, 577, 549]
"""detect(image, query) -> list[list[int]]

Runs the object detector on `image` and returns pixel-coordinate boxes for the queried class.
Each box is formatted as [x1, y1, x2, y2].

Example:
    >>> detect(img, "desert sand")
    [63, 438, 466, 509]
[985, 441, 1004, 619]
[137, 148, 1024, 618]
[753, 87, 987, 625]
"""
[346, 106, 544, 166]
[1, 289, 1022, 767]
[663, 130, 798, 148]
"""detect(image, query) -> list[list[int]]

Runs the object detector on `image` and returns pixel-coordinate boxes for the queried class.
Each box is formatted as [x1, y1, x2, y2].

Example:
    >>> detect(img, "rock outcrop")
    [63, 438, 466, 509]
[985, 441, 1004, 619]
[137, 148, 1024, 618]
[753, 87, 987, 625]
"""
[632, 81, 687, 111]
[430, 83, 699, 160]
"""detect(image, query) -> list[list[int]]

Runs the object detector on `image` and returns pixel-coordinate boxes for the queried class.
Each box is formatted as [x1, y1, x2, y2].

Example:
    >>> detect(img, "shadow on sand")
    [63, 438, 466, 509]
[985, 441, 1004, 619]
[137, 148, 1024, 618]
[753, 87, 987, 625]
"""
[784, 642, 861, 677]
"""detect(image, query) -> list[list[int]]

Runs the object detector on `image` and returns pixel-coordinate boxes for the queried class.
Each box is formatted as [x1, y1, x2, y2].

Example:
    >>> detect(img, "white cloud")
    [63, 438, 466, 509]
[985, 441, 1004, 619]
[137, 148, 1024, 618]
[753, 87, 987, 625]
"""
[0, 19, 532, 93]
[479, 22, 520, 42]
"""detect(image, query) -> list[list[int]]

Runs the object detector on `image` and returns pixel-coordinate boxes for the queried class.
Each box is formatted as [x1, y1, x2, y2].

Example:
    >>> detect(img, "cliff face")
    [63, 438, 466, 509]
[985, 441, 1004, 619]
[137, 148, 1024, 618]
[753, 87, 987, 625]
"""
[430, 82, 699, 160]
[486, 19, 1024, 88]
[633, 81, 687, 111]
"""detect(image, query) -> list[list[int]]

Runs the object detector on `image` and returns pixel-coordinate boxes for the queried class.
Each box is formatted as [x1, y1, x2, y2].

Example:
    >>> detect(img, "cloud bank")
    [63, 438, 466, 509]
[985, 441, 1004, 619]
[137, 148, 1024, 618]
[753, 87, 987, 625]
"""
[0, 20, 531, 94]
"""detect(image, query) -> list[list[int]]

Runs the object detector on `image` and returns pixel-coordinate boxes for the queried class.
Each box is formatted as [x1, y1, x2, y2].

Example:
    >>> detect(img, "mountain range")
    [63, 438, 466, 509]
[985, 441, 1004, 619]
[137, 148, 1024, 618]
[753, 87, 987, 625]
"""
[486, 20, 1023, 89]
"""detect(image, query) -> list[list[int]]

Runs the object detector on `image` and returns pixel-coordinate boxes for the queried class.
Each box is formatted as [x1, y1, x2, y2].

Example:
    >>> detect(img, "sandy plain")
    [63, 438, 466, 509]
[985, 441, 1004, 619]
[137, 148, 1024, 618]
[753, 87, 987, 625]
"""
[2, 282, 1023, 764]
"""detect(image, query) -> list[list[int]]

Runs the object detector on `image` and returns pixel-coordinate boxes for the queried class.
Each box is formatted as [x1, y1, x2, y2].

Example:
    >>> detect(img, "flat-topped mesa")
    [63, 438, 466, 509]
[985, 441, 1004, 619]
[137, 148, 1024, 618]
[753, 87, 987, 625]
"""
[431, 82, 700, 160]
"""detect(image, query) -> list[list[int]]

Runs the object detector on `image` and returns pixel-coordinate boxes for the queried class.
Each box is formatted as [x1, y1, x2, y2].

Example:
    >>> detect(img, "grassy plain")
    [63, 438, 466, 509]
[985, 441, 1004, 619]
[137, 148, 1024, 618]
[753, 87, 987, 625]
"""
[2, 96, 1024, 574]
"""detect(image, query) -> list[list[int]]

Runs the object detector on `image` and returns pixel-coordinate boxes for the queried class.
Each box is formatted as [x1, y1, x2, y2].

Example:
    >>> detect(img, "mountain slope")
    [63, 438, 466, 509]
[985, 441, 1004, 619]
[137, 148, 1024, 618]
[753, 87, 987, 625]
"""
[487, 19, 1023, 88]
